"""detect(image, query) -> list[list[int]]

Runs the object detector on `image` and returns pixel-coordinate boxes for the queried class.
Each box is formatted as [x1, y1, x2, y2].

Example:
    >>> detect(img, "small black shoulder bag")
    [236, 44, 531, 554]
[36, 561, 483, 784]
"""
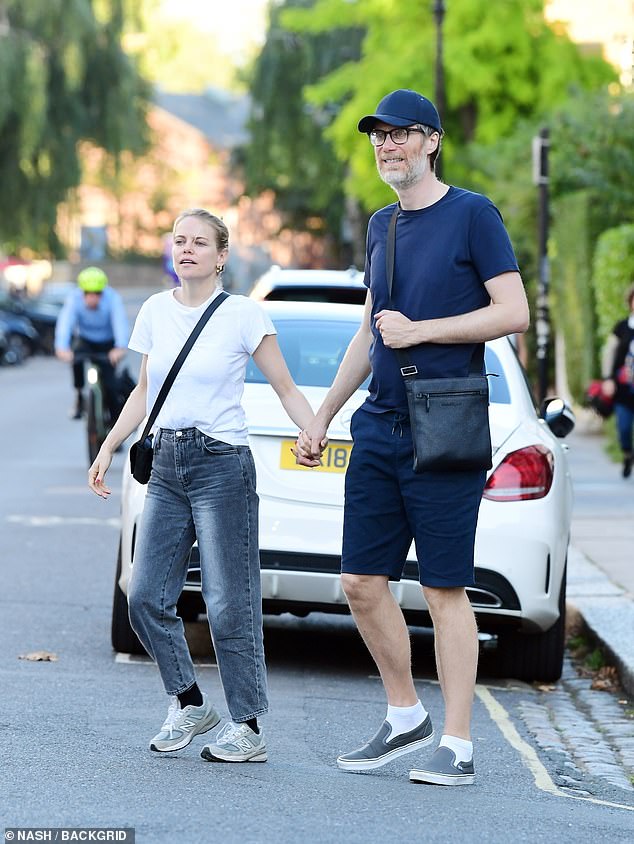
[129, 291, 229, 484]
[385, 207, 492, 472]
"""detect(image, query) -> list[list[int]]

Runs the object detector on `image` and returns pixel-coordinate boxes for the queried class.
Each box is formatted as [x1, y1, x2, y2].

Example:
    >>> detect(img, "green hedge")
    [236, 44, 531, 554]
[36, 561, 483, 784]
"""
[550, 191, 595, 403]
[592, 224, 634, 347]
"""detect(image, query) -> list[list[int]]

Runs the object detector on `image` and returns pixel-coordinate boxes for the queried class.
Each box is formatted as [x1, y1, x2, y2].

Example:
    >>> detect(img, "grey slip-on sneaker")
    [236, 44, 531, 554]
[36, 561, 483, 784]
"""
[337, 715, 434, 772]
[409, 745, 475, 786]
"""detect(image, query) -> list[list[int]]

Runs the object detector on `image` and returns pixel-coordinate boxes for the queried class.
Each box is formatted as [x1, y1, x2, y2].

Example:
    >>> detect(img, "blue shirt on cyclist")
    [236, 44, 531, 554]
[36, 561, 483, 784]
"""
[55, 284, 129, 351]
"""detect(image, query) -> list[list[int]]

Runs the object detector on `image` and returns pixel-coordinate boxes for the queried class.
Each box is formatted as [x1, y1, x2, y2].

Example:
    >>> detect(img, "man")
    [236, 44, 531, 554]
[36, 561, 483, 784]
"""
[55, 266, 129, 420]
[296, 89, 529, 786]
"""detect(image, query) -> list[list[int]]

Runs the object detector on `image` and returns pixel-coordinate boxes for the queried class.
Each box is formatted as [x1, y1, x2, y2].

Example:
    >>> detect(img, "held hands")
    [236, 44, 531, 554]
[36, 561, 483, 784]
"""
[293, 424, 329, 468]
[88, 448, 114, 499]
[374, 309, 418, 349]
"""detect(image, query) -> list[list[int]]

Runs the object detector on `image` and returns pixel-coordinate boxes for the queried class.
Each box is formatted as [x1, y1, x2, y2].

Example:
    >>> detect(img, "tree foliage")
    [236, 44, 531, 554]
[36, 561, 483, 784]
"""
[129, 0, 237, 93]
[549, 192, 595, 401]
[0, 0, 150, 256]
[279, 0, 614, 212]
[592, 224, 634, 346]
[240, 0, 363, 255]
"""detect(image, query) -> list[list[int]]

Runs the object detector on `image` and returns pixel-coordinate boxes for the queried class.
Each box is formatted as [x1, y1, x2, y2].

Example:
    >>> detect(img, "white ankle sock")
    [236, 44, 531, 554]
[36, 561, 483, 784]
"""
[385, 700, 428, 739]
[439, 734, 473, 764]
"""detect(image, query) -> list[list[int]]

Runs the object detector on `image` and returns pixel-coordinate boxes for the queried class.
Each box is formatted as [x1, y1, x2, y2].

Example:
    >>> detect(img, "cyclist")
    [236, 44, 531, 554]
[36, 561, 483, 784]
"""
[55, 267, 130, 420]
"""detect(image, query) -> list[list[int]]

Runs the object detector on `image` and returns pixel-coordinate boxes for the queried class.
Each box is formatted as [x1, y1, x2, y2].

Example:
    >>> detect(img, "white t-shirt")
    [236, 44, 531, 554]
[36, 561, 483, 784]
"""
[129, 288, 276, 445]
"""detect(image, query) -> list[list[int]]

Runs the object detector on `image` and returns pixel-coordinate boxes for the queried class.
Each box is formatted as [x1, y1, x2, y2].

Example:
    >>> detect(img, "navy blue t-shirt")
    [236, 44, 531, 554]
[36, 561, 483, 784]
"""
[363, 186, 520, 414]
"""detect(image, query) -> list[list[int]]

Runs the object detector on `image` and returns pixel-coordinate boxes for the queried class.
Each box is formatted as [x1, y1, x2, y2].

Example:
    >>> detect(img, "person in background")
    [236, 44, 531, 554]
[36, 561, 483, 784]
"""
[602, 283, 634, 478]
[295, 89, 529, 786]
[55, 267, 129, 420]
[87, 208, 318, 763]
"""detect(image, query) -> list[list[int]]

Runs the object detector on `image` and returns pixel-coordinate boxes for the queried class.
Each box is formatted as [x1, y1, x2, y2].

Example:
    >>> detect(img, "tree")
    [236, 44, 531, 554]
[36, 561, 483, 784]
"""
[129, 1, 237, 93]
[0, 0, 150, 256]
[240, 0, 364, 262]
[280, 0, 614, 211]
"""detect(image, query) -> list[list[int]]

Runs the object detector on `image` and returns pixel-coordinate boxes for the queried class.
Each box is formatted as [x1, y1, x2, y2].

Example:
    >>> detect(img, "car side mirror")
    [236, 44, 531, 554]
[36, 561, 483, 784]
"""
[540, 397, 575, 438]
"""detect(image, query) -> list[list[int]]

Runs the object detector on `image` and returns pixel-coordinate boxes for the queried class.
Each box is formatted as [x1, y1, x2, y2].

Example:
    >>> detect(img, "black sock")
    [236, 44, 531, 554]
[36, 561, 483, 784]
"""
[178, 683, 203, 709]
[246, 718, 259, 734]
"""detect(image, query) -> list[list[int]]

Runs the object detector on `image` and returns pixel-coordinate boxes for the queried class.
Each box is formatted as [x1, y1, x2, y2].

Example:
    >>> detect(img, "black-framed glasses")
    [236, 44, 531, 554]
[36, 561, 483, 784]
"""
[368, 126, 427, 147]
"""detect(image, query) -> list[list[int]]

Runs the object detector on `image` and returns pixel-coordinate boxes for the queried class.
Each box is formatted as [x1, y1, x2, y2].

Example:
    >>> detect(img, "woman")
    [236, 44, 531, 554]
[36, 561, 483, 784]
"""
[88, 208, 320, 762]
[602, 284, 634, 478]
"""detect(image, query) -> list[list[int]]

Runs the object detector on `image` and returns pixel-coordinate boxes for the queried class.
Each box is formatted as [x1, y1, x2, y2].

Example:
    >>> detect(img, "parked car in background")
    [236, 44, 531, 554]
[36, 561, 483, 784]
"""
[250, 266, 367, 305]
[0, 310, 40, 363]
[0, 289, 65, 355]
[0, 324, 10, 365]
[112, 300, 575, 682]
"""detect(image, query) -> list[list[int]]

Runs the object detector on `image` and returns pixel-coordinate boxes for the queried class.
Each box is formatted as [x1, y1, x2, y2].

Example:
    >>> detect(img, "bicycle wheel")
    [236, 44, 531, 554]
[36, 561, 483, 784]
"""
[86, 389, 100, 465]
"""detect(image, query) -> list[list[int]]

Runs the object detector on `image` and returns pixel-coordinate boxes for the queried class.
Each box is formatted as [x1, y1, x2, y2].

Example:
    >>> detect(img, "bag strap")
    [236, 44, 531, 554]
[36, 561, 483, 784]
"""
[384, 205, 484, 380]
[139, 290, 229, 441]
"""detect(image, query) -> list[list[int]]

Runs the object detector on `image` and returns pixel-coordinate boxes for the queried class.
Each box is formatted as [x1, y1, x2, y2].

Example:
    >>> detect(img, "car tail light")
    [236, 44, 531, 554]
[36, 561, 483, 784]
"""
[483, 445, 554, 502]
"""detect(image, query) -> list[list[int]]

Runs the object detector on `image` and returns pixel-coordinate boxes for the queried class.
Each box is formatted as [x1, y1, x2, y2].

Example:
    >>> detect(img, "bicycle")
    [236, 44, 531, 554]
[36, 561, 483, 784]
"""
[72, 350, 134, 465]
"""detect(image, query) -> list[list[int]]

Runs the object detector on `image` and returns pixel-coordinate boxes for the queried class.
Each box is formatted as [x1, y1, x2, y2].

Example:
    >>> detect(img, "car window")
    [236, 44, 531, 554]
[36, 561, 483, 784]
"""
[246, 319, 370, 389]
[264, 286, 367, 306]
[484, 348, 511, 404]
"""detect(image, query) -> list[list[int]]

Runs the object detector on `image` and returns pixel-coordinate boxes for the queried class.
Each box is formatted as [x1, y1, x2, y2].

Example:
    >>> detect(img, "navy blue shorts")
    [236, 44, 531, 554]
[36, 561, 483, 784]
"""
[342, 408, 486, 588]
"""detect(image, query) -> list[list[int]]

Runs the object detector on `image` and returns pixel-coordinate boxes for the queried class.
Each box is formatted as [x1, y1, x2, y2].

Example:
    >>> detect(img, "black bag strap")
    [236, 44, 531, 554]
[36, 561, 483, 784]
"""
[385, 205, 484, 379]
[139, 290, 229, 441]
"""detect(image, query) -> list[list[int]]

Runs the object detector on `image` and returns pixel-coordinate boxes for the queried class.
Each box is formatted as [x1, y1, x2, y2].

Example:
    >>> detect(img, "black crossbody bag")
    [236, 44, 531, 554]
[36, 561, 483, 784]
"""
[385, 206, 492, 472]
[129, 291, 229, 484]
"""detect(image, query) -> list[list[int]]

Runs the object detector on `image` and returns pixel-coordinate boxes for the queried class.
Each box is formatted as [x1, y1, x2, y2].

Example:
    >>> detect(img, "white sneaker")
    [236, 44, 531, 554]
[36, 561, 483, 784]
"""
[150, 694, 221, 753]
[200, 722, 267, 762]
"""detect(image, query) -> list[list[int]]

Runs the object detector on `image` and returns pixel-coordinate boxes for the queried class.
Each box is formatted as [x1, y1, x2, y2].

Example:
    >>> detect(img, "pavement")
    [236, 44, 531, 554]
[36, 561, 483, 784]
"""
[565, 417, 634, 697]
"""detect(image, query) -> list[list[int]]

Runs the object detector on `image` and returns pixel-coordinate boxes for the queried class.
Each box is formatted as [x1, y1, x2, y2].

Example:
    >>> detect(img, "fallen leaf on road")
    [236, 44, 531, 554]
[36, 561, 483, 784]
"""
[536, 684, 557, 692]
[590, 665, 619, 692]
[18, 651, 58, 662]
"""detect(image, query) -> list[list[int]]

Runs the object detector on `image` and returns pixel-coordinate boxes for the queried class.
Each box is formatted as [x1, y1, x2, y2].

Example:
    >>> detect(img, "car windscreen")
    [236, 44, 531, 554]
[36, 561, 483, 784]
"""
[246, 319, 370, 388]
[247, 321, 510, 401]
[264, 286, 367, 306]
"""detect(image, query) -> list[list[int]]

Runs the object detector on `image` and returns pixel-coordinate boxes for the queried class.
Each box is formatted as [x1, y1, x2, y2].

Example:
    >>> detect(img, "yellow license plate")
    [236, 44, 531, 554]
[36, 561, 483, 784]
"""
[280, 439, 352, 473]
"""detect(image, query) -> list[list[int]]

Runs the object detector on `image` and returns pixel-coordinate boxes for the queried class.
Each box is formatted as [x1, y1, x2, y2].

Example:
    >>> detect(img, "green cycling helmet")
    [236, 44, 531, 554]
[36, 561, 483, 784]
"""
[77, 266, 108, 293]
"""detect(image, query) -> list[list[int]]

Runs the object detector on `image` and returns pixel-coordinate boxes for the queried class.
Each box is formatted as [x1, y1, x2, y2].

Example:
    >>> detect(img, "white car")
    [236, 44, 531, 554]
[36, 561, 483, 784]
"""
[249, 266, 366, 305]
[112, 301, 575, 681]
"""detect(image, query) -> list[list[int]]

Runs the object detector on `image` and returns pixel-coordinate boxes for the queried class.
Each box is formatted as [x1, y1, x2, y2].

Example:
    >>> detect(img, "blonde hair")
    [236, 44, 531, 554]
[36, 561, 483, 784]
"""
[172, 208, 229, 253]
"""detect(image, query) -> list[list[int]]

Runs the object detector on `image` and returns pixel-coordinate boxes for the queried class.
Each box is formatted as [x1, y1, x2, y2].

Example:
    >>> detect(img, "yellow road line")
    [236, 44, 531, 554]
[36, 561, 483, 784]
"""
[475, 685, 634, 812]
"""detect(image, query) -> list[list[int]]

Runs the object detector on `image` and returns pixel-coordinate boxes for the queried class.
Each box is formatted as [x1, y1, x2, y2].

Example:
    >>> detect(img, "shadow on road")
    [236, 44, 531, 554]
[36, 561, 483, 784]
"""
[183, 611, 501, 681]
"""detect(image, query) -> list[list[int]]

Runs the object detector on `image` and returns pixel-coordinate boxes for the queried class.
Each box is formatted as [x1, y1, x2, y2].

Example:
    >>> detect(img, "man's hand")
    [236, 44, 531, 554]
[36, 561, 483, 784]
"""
[374, 309, 420, 348]
[293, 423, 329, 467]
[55, 349, 73, 363]
[109, 347, 127, 366]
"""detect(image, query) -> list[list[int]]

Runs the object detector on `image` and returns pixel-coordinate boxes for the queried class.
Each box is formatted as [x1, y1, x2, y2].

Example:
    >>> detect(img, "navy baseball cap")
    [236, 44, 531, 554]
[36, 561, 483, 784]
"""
[358, 89, 442, 134]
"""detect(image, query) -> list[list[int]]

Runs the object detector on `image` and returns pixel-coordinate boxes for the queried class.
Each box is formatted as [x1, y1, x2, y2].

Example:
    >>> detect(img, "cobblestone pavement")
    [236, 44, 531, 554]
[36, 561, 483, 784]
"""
[518, 657, 634, 797]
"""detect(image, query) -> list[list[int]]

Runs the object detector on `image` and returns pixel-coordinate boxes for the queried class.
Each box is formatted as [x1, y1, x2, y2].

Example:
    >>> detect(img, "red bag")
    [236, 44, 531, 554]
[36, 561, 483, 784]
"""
[585, 380, 614, 418]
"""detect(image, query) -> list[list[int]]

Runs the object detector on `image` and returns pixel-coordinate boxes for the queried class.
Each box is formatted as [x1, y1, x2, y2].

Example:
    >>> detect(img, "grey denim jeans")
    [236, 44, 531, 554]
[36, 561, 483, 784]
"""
[127, 427, 268, 722]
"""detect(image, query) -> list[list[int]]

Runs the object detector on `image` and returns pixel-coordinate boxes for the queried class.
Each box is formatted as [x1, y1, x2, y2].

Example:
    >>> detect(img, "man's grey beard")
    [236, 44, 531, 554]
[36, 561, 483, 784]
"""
[378, 151, 427, 190]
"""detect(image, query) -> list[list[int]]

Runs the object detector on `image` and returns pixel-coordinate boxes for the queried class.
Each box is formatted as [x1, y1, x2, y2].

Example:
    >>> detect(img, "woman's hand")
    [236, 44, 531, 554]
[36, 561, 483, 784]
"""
[602, 378, 616, 397]
[88, 448, 114, 499]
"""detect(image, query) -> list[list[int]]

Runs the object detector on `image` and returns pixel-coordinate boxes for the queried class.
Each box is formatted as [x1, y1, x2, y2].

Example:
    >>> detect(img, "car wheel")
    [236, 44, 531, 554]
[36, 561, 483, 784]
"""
[111, 542, 147, 655]
[496, 565, 566, 683]
[4, 333, 28, 364]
